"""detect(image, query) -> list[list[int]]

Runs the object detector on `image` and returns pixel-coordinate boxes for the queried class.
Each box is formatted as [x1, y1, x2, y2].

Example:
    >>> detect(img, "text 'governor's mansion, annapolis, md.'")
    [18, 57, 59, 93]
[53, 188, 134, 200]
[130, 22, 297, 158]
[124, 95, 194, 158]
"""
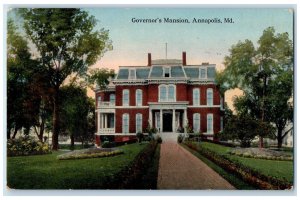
[94, 52, 225, 146]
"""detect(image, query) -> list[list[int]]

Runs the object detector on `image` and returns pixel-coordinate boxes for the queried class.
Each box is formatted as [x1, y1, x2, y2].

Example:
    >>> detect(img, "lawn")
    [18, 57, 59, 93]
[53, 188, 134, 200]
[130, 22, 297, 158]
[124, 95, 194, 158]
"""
[189, 142, 294, 184]
[7, 143, 148, 189]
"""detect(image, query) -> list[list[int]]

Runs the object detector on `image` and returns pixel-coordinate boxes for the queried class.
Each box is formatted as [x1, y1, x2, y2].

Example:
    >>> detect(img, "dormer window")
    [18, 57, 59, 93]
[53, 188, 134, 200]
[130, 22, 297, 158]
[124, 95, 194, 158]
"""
[129, 69, 136, 79]
[164, 67, 170, 77]
[200, 68, 206, 79]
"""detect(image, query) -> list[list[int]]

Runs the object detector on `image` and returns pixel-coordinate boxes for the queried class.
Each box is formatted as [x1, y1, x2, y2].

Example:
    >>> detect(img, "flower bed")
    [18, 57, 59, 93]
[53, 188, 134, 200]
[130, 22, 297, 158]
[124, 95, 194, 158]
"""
[57, 148, 124, 160]
[229, 148, 293, 161]
[184, 141, 292, 190]
[7, 137, 51, 157]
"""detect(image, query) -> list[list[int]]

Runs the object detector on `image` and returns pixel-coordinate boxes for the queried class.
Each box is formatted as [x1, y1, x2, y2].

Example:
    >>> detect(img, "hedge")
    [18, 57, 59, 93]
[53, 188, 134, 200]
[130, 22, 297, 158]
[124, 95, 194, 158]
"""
[184, 141, 292, 190]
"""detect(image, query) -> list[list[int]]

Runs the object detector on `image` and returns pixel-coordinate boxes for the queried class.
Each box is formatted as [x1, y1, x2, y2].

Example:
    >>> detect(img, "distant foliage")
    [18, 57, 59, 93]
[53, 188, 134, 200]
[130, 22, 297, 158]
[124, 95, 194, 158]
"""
[7, 137, 51, 157]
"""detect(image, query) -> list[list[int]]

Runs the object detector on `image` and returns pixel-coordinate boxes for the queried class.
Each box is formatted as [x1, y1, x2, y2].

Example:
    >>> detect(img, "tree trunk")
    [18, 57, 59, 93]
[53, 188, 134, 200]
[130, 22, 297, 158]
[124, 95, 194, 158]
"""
[52, 88, 59, 150]
[70, 134, 75, 150]
[12, 128, 18, 139]
[7, 128, 11, 139]
[277, 128, 283, 149]
[38, 119, 45, 142]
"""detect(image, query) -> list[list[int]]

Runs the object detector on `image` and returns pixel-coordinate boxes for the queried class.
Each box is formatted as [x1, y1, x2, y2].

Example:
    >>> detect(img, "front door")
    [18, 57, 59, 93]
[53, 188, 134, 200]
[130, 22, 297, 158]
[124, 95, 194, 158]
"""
[163, 113, 172, 132]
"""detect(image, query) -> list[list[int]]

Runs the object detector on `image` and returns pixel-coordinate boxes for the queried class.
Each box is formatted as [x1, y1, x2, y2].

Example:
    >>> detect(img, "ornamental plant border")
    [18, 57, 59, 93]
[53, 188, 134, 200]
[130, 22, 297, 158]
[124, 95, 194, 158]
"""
[103, 141, 159, 189]
[184, 141, 292, 190]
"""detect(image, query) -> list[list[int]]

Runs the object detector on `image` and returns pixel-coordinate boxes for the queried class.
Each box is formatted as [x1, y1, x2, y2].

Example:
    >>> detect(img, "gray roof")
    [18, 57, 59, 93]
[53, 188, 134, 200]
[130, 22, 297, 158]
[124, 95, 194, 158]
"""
[149, 66, 163, 78]
[117, 69, 129, 79]
[171, 66, 185, 77]
[136, 68, 150, 79]
[185, 68, 199, 78]
[207, 67, 216, 79]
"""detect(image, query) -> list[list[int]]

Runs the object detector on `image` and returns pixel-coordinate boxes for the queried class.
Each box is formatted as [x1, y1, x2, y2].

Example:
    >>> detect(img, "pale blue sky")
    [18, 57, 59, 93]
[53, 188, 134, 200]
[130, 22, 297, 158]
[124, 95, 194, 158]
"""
[83, 8, 293, 70]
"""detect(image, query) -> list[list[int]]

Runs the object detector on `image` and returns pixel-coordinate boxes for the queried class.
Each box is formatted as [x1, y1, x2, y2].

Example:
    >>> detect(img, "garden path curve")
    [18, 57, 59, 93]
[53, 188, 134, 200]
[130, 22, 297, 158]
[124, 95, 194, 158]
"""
[157, 142, 235, 189]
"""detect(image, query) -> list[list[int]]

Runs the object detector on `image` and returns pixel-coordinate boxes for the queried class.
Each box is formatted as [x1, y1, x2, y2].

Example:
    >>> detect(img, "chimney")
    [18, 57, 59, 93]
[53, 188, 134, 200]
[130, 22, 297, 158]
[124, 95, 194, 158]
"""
[148, 53, 152, 66]
[182, 51, 186, 66]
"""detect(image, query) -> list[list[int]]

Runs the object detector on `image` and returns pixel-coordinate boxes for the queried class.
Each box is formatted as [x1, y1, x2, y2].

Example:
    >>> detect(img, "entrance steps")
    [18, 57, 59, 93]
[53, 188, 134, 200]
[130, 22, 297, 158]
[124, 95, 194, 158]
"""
[159, 132, 180, 143]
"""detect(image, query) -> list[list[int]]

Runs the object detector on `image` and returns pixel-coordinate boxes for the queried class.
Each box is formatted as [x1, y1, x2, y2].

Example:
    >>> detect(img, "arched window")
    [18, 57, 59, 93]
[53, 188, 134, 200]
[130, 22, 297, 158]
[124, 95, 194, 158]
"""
[193, 113, 200, 133]
[207, 88, 213, 106]
[207, 114, 213, 134]
[122, 89, 129, 106]
[110, 94, 115, 105]
[159, 85, 167, 101]
[159, 84, 176, 102]
[136, 113, 143, 133]
[136, 89, 143, 106]
[122, 113, 129, 133]
[193, 88, 200, 105]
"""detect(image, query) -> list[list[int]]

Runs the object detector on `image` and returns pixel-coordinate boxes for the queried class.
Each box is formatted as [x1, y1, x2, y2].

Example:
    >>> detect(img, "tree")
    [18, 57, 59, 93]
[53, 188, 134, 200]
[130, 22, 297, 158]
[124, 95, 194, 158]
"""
[217, 27, 293, 148]
[60, 85, 95, 149]
[20, 8, 112, 150]
[220, 114, 275, 147]
[86, 68, 115, 89]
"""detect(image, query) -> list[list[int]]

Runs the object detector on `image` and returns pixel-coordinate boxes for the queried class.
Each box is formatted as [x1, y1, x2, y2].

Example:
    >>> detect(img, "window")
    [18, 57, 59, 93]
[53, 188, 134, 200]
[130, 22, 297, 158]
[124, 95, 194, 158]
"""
[207, 114, 213, 134]
[122, 114, 129, 133]
[200, 68, 206, 78]
[207, 88, 213, 106]
[129, 69, 136, 79]
[136, 89, 143, 106]
[97, 96, 101, 106]
[136, 113, 143, 133]
[193, 88, 200, 105]
[220, 117, 223, 132]
[122, 89, 129, 106]
[159, 84, 176, 102]
[164, 67, 170, 77]
[168, 85, 175, 101]
[193, 113, 200, 133]
[159, 85, 167, 101]
[110, 94, 115, 105]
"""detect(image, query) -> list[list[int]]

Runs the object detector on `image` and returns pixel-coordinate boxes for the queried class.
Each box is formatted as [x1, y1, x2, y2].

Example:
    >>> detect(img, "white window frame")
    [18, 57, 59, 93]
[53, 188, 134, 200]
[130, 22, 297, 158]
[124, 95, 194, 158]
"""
[168, 85, 175, 101]
[159, 84, 176, 102]
[136, 89, 143, 106]
[97, 96, 101, 107]
[122, 89, 129, 106]
[163, 67, 171, 78]
[207, 88, 213, 106]
[193, 113, 200, 133]
[122, 113, 129, 134]
[136, 113, 143, 133]
[129, 69, 136, 79]
[200, 67, 207, 79]
[193, 88, 200, 106]
[207, 114, 213, 134]
[110, 94, 115, 105]
[220, 116, 224, 132]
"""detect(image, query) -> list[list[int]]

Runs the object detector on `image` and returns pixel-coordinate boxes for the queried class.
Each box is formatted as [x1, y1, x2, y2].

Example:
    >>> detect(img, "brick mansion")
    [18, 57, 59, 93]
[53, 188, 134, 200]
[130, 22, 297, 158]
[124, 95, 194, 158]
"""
[94, 52, 224, 146]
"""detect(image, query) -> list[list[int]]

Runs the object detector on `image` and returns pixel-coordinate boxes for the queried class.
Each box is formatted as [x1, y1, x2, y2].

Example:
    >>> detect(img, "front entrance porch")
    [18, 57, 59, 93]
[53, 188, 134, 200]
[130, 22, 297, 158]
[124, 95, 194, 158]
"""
[148, 102, 188, 134]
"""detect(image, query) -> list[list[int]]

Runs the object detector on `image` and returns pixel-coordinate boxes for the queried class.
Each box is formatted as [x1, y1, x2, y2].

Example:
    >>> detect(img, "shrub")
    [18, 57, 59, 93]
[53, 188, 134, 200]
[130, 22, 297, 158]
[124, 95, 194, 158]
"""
[7, 137, 51, 157]
[102, 141, 116, 148]
[177, 134, 184, 143]
[136, 132, 144, 143]
[156, 136, 162, 144]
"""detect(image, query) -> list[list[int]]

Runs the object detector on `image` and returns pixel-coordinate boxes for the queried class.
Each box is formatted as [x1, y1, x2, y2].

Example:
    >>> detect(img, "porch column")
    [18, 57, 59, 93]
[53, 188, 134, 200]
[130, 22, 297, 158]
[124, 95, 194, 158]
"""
[104, 114, 107, 128]
[160, 109, 163, 133]
[149, 108, 152, 127]
[172, 109, 176, 132]
[184, 108, 187, 133]
[97, 111, 100, 133]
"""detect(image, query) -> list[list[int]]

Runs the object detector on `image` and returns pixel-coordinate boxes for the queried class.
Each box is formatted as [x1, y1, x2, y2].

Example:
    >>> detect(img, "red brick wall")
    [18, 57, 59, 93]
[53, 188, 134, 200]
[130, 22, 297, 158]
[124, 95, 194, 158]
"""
[115, 85, 148, 106]
[95, 91, 115, 107]
[187, 108, 222, 133]
[148, 84, 159, 102]
[176, 84, 187, 101]
[115, 108, 149, 133]
[187, 84, 221, 105]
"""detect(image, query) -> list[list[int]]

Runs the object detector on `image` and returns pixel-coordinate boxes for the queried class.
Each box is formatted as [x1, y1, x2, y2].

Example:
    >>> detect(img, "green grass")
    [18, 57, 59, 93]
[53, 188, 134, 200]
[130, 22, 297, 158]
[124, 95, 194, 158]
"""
[196, 142, 294, 183]
[7, 143, 148, 189]
[181, 144, 255, 190]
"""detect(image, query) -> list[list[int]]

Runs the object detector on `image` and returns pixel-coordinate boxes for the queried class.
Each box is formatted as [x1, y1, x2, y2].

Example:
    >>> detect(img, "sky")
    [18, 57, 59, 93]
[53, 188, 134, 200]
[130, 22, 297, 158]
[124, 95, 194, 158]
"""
[84, 7, 293, 110]
[8, 7, 294, 110]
